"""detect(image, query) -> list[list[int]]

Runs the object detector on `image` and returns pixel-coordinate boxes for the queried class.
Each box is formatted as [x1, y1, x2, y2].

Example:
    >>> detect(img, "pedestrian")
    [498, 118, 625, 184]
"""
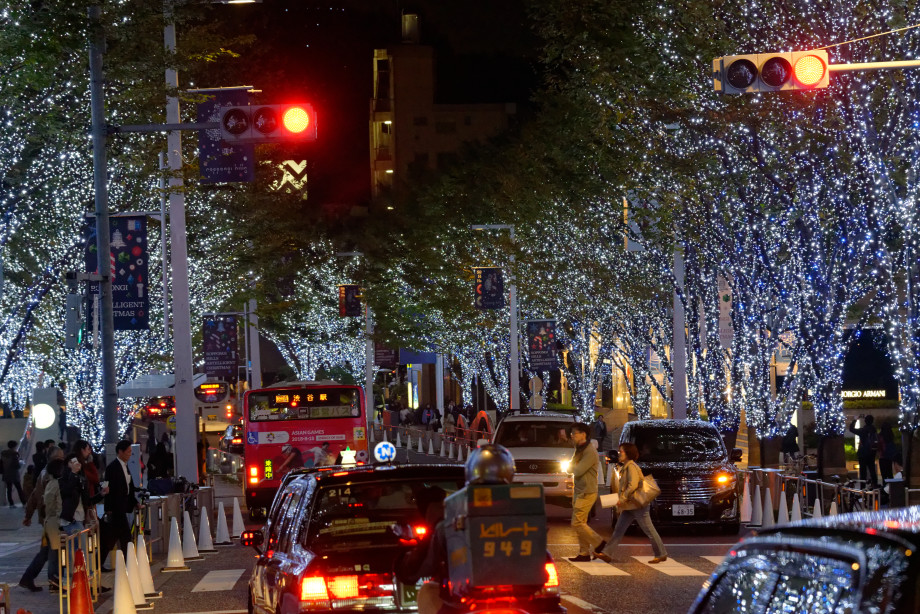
[849, 414, 879, 488]
[18, 449, 65, 592]
[597, 443, 668, 564]
[592, 414, 608, 451]
[160, 432, 172, 453]
[56, 453, 107, 590]
[99, 440, 138, 568]
[878, 423, 897, 485]
[32, 441, 47, 477]
[1, 440, 25, 508]
[567, 423, 605, 562]
[147, 441, 171, 479]
[781, 424, 800, 464]
[71, 440, 100, 498]
[443, 412, 456, 440]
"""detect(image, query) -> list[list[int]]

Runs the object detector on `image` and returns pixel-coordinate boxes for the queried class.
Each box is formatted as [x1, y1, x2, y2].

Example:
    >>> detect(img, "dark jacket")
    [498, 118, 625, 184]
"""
[59, 470, 102, 524]
[1, 448, 20, 481]
[104, 458, 138, 516]
[849, 420, 878, 460]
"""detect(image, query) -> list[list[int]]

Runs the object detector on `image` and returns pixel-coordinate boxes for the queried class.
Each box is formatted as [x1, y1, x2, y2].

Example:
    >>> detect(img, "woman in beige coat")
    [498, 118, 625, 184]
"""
[596, 442, 667, 564]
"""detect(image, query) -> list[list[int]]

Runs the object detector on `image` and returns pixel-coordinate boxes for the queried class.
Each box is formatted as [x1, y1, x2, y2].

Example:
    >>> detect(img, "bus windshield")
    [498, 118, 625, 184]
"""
[248, 387, 361, 422]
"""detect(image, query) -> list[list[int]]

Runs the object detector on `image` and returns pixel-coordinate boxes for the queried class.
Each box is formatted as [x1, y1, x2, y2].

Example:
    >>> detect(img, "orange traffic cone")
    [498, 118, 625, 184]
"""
[69, 548, 95, 614]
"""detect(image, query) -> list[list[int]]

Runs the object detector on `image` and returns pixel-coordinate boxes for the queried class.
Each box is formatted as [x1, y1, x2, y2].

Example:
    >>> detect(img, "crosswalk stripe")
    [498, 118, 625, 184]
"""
[567, 560, 630, 575]
[632, 556, 707, 576]
[701, 555, 724, 567]
[192, 569, 245, 592]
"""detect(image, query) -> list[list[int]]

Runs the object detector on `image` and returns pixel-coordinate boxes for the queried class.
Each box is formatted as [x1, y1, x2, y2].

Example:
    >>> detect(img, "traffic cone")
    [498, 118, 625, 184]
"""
[113, 550, 138, 614]
[828, 500, 838, 516]
[396, 431, 402, 448]
[428, 439, 435, 455]
[198, 506, 216, 552]
[182, 510, 203, 561]
[761, 488, 774, 528]
[126, 542, 153, 610]
[790, 492, 802, 522]
[69, 548, 95, 614]
[405, 432, 411, 450]
[777, 491, 789, 524]
[135, 534, 161, 598]
[162, 517, 189, 572]
[813, 498, 823, 519]
[214, 501, 232, 546]
[750, 486, 763, 526]
[418, 436, 424, 454]
[232, 497, 246, 538]
[369, 427, 375, 443]
[448, 441, 455, 460]
[739, 474, 752, 523]
[439, 441, 446, 457]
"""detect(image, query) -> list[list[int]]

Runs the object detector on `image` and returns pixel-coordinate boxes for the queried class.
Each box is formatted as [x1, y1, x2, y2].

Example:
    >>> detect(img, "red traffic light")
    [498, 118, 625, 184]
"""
[219, 104, 317, 143]
[714, 50, 829, 93]
[793, 54, 827, 87]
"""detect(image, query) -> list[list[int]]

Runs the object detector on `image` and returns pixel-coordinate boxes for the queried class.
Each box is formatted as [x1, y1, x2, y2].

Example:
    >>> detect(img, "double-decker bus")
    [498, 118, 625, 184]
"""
[243, 380, 368, 518]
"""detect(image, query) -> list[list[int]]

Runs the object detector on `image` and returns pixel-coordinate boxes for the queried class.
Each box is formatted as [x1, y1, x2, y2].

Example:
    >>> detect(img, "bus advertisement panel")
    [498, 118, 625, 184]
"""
[243, 383, 367, 514]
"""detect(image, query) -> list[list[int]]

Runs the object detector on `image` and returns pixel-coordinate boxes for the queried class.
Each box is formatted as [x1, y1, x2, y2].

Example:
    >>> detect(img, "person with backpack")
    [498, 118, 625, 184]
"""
[18, 450, 64, 591]
[849, 414, 879, 488]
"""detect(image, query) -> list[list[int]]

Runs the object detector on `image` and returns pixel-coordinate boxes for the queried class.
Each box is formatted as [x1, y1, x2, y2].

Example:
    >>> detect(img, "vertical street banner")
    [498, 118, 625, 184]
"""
[527, 320, 558, 370]
[202, 314, 239, 380]
[474, 267, 504, 310]
[374, 343, 398, 369]
[717, 276, 733, 350]
[339, 285, 362, 317]
[197, 89, 254, 183]
[84, 216, 149, 330]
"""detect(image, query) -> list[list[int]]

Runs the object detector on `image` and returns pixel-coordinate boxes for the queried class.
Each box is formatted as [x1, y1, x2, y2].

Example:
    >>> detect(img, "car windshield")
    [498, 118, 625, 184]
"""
[495, 421, 574, 448]
[631, 425, 724, 462]
[306, 477, 464, 548]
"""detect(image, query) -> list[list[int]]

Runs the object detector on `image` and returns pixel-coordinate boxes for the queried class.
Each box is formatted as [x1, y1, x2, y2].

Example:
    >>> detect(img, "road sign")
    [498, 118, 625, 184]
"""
[167, 414, 176, 431]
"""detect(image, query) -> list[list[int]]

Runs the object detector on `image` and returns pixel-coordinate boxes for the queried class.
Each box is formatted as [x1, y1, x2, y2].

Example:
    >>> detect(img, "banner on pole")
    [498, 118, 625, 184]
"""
[84, 216, 149, 331]
[474, 267, 504, 310]
[527, 320, 558, 371]
[339, 285, 362, 317]
[197, 89, 255, 183]
[375, 343, 398, 369]
[202, 314, 239, 380]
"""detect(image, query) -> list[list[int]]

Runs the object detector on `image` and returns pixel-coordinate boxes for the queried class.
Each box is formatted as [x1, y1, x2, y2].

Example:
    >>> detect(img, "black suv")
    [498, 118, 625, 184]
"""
[690, 507, 920, 613]
[614, 419, 742, 533]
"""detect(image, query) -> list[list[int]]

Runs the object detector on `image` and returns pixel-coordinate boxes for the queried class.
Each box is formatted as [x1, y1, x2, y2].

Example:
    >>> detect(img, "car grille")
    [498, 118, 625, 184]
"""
[515, 459, 563, 474]
[655, 478, 722, 504]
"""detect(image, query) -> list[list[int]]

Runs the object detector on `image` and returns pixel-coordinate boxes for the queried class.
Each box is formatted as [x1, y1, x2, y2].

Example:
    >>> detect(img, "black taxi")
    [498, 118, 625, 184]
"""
[244, 464, 468, 614]
[689, 506, 920, 613]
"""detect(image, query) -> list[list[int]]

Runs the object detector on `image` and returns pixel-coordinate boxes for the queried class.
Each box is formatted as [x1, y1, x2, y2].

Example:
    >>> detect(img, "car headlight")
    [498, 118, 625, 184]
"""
[559, 460, 571, 473]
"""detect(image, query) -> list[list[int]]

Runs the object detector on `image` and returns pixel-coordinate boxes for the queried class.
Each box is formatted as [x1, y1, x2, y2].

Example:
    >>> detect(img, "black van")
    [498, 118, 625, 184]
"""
[614, 419, 742, 533]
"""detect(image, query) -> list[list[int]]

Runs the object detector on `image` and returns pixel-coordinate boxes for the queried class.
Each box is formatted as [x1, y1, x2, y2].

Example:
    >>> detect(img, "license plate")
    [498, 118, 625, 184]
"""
[672, 504, 694, 516]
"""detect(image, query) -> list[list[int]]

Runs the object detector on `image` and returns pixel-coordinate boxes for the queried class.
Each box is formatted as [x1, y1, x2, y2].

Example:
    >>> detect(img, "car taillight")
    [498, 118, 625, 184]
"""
[544, 562, 559, 588]
[300, 574, 394, 604]
[412, 525, 428, 538]
[232, 438, 242, 444]
[248, 466, 259, 485]
[327, 575, 359, 599]
[300, 577, 329, 601]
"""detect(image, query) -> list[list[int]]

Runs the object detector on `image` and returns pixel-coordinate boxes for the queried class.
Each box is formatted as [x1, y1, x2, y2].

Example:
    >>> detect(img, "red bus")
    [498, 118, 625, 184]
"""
[243, 381, 368, 517]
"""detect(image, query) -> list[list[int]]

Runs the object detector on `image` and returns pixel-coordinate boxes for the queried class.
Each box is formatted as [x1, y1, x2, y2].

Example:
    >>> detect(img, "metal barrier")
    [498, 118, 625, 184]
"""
[57, 522, 101, 613]
[0, 582, 10, 614]
[740, 467, 882, 521]
[372, 424, 489, 456]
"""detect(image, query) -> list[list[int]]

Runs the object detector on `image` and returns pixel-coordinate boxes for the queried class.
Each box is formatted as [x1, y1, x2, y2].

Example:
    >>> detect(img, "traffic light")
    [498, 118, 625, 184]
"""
[713, 50, 829, 94]
[64, 293, 84, 349]
[219, 104, 317, 143]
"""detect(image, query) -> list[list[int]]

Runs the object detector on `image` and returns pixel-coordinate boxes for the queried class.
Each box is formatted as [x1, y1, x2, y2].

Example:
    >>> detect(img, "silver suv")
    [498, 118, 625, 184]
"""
[492, 414, 576, 507]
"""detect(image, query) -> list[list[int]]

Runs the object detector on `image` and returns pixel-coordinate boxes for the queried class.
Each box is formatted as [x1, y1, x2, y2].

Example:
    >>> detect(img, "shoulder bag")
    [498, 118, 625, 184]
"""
[632, 469, 661, 508]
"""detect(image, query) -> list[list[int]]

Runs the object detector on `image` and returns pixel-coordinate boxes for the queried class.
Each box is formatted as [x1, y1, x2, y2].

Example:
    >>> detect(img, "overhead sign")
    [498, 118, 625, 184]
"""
[197, 89, 254, 183]
[85, 216, 149, 330]
[474, 267, 504, 310]
[202, 314, 239, 380]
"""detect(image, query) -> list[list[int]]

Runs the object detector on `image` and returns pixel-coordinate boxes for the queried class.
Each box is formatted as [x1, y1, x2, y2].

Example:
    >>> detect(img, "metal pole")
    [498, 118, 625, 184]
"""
[249, 298, 262, 389]
[88, 6, 119, 445]
[158, 152, 170, 344]
[672, 249, 687, 419]
[435, 354, 445, 415]
[243, 302, 250, 389]
[509, 227, 520, 413]
[829, 60, 920, 73]
[164, 0, 198, 481]
[365, 307, 374, 428]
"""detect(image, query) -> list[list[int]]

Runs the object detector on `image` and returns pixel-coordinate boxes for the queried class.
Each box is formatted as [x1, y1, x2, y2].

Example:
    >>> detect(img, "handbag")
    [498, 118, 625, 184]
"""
[632, 473, 661, 507]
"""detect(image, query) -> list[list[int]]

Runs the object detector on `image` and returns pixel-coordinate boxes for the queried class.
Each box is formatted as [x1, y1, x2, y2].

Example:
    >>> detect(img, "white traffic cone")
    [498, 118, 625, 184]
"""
[406, 432, 412, 450]
[383, 428, 388, 442]
[428, 438, 435, 455]
[232, 497, 246, 538]
[439, 440, 446, 457]
[750, 486, 763, 526]
[761, 488, 774, 528]
[777, 491, 790, 524]
[828, 500, 838, 516]
[790, 492, 803, 522]
[396, 431, 402, 448]
[126, 542, 152, 609]
[135, 534, 161, 598]
[467, 444, 472, 460]
[418, 436, 424, 454]
[369, 426, 375, 443]
[813, 498, 823, 519]
[162, 517, 189, 571]
[182, 510, 203, 561]
[740, 475, 752, 523]
[456, 444, 464, 462]
[214, 501, 232, 545]
[448, 441, 455, 460]
[114, 549, 139, 614]
[198, 506, 216, 552]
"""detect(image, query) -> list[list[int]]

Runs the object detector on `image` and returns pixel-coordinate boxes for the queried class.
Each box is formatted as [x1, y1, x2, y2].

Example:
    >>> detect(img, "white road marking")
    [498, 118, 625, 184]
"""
[191, 569, 245, 592]
[567, 560, 630, 575]
[0, 541, 40, 558]
[549, 542, 738, 547]
[562, 591, 610, 613]
[702, 555, 725, 567]
[632, 556, 707, 576]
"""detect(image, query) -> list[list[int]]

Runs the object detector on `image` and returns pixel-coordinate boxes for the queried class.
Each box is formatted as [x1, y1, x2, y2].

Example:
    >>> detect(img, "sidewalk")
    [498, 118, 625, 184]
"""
[0, 474, 245, 614]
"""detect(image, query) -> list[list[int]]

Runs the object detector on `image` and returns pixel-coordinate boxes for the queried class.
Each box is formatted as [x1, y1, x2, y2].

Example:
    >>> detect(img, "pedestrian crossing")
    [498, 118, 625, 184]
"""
[564, 555, 723, 576]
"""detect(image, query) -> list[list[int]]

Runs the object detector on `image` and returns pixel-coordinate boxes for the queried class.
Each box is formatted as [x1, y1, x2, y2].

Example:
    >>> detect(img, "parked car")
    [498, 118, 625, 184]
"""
[218, 424, 244, 455]
[614, 419, 742, 533]
[492, 413, 576, 508]
[689, 506, 920, 613]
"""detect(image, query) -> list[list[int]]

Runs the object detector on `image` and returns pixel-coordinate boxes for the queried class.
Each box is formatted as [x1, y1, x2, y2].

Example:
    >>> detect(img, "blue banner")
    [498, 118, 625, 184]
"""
[198, 90, 254, 183]
[202, 314, 239, 380]
[84, 216, 149, 330]
[474, 267, 504, 310]
[527, 320, 558, 371]
[399, 348, 437, 365]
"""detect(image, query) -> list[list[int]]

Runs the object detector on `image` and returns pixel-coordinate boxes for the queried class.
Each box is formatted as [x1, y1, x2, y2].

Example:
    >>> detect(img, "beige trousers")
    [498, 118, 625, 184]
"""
[572, 491, 603, 555]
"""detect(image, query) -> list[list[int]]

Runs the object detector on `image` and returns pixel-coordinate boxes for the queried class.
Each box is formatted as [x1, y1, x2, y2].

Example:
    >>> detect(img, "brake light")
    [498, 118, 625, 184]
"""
[248, 466, 259, 485]
[300, 577, 329, 601]
[327, 575, 359, 599]
[232, 438, 242, 444]
[544, 562, 559, 588]
[412, 525, 428, 538]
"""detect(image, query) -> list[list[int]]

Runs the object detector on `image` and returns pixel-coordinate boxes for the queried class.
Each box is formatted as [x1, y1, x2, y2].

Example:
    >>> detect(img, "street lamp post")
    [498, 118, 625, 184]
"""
[471, 225, 520, 414]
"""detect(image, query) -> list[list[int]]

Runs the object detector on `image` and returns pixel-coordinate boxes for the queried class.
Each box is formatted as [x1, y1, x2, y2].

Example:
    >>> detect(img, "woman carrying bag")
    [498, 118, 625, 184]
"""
[596, 442, 668, 564]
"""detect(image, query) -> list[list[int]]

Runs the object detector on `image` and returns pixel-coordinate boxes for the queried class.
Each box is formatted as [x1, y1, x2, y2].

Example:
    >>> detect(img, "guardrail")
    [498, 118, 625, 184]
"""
[739, 467, 882, 521]
[56, 522, 101, 614]
[372, 423, 491, 454]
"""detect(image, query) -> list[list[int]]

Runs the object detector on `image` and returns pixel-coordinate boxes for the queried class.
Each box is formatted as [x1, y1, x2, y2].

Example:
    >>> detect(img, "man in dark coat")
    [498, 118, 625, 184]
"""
[100, 440, 138, 569]
[849, 414, 879, 488]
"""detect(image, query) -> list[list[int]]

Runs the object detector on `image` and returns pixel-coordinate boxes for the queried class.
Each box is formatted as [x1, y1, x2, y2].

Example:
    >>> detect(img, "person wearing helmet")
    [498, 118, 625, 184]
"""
[395, 444, 515, 614]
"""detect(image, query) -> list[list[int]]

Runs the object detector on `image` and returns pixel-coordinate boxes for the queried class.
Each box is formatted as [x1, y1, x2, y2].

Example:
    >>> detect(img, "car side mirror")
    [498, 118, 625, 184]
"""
[731, 448, 743, 463]
[476, 438, 489, 447]
[241, 529, 264, 552]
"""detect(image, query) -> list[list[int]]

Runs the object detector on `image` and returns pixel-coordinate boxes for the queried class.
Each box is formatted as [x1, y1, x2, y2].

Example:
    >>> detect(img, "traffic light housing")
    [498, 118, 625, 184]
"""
[64, 293, 84, 349]
[219, 103, 317, 143]
[713, 50, 829, 94]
